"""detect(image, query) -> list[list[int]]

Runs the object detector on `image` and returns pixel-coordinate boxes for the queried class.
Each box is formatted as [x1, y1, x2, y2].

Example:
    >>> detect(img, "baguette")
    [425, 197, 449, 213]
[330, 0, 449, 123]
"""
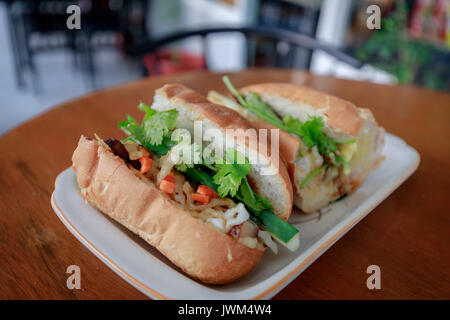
[241, 83, 385, 213]
[72, 136, 264, 284]
[71, 84, 297, 285]
[209, 82, 384, 213]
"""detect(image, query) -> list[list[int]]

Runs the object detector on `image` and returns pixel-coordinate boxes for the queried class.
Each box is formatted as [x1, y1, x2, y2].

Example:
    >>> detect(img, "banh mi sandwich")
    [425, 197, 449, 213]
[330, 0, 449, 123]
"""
[72, 84, 298, 285]
[207, 77, 385, 213]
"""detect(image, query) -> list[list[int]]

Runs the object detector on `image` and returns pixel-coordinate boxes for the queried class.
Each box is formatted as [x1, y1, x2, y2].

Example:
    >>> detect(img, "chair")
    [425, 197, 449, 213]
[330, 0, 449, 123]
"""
[127, 25, 363, 76]
[5, 0, 150, 92]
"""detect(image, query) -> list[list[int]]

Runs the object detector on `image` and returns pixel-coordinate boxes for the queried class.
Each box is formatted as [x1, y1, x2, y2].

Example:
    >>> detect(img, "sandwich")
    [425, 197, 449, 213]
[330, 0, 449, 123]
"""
[207, 77, 385, 213]
[72, 84, 298, 285]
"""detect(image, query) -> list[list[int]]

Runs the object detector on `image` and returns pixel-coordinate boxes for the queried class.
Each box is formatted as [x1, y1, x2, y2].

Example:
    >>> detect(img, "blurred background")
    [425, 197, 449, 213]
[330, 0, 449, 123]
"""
[0, 0, 449, 135]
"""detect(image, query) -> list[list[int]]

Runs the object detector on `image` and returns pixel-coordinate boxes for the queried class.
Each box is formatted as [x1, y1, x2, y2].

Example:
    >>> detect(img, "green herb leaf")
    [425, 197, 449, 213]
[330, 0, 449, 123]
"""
[300, 166, 326, 189]
[283, 115, 339, 155]
[282, 115, 308, 143]
[137, 101, 156, 121]
[171, 141, 202, 170]
[244, 92, 284, 126]
[142, 109, 178, 145]
[119, 114, 171, 156]
[174, 163, 188, 172]
[335, 155, 351, 175]
[223, 76, 248, 108]
[213, 149, 251, 198]
[237, 178, 273, 213]
[223, 76, 284, 127]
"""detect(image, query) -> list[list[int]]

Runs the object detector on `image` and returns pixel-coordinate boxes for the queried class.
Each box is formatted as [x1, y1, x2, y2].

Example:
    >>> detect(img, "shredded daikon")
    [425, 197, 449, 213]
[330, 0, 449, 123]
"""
[238, 237, 258, 248]
[189, 198, 235, 212]
[224, 203, 250, 232]
[124, 140, 149, 160]
[258, 230, 278, 254]
[157, 154, 175, 184]
[206, 217, 225, 232]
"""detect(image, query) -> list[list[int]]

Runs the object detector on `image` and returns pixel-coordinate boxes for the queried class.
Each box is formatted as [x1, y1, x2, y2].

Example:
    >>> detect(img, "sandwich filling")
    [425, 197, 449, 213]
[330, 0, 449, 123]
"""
[101, 136, 268, 251]
[108, 102, 301, 252]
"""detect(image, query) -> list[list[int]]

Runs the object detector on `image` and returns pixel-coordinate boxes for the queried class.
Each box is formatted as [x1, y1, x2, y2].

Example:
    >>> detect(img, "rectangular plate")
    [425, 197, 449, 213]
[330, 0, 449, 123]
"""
[51, 133, 419, 299]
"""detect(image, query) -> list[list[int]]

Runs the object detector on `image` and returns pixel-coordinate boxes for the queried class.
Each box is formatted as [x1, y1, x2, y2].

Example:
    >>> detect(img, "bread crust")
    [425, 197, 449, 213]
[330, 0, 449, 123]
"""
[154, 84, 293, 220]
[72, 136, 264, 285]
[241, 83, 366, 136]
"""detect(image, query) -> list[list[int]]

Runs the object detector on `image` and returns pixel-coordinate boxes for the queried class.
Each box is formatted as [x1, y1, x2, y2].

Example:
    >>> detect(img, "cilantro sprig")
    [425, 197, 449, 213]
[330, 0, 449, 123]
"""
[213, 149, 251, 198]
[282, 115, 337, 154]
[223, 76, 284, 127]
[143, 110, 178, 145]
[237, 178, 273, 212]
[119, 114, 171, 156]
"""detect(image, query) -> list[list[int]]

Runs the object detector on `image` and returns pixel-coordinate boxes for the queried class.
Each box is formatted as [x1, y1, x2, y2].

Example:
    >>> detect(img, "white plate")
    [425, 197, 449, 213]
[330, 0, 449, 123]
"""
[51, 133, 419, 300]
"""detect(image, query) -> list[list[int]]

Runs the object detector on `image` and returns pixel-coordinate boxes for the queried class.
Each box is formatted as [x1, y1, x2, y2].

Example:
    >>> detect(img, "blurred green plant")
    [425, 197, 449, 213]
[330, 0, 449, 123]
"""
[355, 1, 449, 91]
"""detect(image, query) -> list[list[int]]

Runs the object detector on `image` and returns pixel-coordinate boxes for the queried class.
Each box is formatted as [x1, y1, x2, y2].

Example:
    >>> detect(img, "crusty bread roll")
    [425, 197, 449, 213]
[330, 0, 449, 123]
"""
[152, 84, 293, 220]
[72, 136, 264, 284]
[70, 84, 296, 284]
[215, 83, 384, 213]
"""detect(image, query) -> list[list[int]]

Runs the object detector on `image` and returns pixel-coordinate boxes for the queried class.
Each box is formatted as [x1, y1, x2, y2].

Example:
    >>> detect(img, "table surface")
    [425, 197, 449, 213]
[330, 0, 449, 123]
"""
[1, 69, 449, 299]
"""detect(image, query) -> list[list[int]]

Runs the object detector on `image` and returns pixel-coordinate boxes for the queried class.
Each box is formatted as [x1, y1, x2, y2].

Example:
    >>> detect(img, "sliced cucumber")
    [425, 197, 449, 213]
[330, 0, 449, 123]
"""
[254, 210, 300, 251]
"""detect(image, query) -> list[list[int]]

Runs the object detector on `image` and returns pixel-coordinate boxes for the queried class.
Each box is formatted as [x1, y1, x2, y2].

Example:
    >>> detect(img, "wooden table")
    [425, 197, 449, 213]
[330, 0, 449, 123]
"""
[1, 69, 449, 299]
